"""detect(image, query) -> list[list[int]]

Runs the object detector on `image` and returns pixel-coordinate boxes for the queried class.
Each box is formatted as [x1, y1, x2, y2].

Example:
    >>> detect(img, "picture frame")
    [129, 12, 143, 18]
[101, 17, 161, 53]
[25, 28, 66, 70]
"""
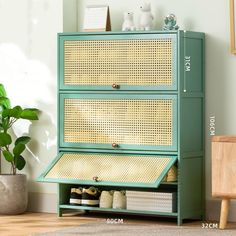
[83, 5, 111, 32]
[230, 0, 236, 54]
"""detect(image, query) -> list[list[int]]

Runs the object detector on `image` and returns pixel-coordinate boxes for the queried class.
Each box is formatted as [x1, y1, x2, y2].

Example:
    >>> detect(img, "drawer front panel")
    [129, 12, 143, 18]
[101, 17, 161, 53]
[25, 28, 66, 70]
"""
[60, 34, 177, 90]
[41, 152, 177, 188]
[60, 94, 177, 151]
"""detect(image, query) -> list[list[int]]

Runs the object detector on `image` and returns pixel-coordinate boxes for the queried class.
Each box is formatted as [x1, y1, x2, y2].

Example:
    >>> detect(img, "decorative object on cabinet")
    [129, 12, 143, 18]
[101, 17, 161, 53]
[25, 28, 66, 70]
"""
[38, 30, 205, 225]
[83, 5, 111, 32]
[139, 2, 154, 30]
[163, 14, 179, 31]
[122, 12, 136, 31]
[230, 0, 236, 54]
[212, 136, 236, 229]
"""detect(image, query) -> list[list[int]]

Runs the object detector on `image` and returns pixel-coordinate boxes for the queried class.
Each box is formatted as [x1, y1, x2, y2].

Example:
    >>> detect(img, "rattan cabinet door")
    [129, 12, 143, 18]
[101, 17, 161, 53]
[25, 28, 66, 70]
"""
[39, 152, 177, 188]
[60, 93, 177, 151]
[59, 33, 177, 90]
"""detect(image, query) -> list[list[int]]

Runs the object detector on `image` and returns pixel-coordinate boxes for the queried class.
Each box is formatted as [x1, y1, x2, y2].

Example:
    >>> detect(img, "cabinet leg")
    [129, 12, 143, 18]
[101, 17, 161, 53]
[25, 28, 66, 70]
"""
[177, 216, 183, 226]
[219, 199, 230, 229]
[58, 208, 63, 217]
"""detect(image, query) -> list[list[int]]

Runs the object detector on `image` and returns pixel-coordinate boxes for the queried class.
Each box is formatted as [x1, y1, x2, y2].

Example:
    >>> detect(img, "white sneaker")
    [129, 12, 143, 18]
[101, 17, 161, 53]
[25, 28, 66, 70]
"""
[99, 191, 114, 208]
[112, 191, 126, 209]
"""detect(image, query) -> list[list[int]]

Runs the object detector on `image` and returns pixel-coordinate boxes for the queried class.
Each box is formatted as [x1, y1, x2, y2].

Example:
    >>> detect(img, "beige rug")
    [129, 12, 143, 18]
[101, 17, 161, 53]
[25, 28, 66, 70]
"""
[34, 222, 235, 236]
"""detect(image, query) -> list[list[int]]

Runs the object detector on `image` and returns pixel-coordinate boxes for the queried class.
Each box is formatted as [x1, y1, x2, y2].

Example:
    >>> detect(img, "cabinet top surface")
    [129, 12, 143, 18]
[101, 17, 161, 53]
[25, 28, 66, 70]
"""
[212, 136, 236, 143]
[58, 30, 205, 38]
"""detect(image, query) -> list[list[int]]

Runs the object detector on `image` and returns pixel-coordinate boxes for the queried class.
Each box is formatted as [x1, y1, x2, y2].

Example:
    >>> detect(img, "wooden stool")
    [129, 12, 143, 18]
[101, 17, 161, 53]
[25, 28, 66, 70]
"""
[212, 136, 236, 229]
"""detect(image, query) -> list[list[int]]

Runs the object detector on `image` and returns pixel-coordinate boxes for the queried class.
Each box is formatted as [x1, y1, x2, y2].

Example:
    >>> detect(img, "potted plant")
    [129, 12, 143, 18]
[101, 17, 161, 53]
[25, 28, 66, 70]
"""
[0, 84, 39, 214]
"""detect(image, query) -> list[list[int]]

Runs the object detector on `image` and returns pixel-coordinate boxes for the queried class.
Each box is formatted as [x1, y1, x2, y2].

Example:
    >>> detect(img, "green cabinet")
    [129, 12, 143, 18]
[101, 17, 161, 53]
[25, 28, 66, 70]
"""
[39, 30, 205, 225]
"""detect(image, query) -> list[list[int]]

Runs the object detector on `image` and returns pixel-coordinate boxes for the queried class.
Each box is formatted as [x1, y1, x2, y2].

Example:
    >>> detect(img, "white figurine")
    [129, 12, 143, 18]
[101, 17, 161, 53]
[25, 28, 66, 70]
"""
[122, 12, 136, 31]
[139, 2, 154, 30]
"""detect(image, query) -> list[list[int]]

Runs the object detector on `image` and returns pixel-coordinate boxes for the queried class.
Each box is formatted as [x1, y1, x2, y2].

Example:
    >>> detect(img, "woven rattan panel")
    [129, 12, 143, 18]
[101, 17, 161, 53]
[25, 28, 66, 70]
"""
[45, 153, 172, 183]
[64, 98, 173, 146]
[64, 39, 173, 86]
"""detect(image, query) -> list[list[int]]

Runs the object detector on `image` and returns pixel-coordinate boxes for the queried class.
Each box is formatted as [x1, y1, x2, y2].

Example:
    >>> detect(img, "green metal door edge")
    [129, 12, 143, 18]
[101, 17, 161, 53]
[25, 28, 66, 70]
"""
[37, 152, 177, 189]
[59, 33, 177, 91]
[59, 93, 178, 151]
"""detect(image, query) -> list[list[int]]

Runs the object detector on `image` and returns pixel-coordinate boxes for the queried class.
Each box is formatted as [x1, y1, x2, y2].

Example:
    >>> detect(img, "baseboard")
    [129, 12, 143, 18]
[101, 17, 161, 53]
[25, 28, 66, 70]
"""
[28, 192, 57, 213]
[206, 199, 236, 222]
[27, 192, 236, 222]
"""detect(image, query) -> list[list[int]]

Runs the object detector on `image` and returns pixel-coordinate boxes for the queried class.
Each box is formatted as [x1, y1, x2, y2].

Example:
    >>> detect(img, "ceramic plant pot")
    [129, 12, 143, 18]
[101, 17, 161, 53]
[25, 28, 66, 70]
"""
[0, 174, 28, 214]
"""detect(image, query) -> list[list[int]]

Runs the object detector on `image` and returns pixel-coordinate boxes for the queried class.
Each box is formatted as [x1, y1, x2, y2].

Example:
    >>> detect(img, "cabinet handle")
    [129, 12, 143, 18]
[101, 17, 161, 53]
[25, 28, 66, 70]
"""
[93, 176, 99, 182]
[112, 84, 119, 89]
[112, 143, 119, 148]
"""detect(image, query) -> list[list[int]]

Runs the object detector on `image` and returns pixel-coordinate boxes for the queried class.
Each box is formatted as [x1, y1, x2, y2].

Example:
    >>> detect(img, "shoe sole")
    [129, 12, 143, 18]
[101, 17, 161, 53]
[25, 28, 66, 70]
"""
[81, 199, 99, 206]
[70, 199, 82, 205]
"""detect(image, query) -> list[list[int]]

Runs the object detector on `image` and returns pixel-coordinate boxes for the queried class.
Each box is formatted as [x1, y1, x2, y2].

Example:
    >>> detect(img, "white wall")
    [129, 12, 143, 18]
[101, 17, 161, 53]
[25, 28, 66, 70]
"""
[63, 0, 78, 32]
[0, 0, 62, 204]
[64, 0, 236, 221]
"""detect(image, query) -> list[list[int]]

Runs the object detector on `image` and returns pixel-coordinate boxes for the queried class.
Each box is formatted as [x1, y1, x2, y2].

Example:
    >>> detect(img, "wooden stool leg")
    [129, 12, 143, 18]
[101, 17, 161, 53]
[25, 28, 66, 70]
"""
[219, 199, 230, 229]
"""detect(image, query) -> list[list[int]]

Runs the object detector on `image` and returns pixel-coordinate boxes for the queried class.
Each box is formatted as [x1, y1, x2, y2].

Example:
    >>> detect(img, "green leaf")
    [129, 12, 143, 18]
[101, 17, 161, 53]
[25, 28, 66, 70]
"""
[0, 84, 7, 97]
[0, 133, 12, 147]
[20, 109, 39, 120]
[26, 108, 39, 112]
[0, 84, 10, 109]
[15, 136, 31, 146]
[0, 97, 8, 103]
[2, 108, 10, 118]
[2, 118, 9, 132]
[2, 150, 14, 162]
[9, 106, 22, 118]
[13, 143, 26, 156]
[0, 97, 10, 109]
[15, 155, 26, 170]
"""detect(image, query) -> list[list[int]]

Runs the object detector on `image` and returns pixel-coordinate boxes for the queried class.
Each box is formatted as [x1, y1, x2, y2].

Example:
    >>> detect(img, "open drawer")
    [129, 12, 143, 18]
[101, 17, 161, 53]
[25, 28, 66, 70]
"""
[38, 152, 177, 188]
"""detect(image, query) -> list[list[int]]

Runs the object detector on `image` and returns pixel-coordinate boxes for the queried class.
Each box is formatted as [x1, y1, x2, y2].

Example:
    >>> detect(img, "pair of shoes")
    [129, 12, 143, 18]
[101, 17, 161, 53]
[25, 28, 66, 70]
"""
[99, 190, 126, 209]
[167, 165, 177, 182]
[69, 186, 100, 207]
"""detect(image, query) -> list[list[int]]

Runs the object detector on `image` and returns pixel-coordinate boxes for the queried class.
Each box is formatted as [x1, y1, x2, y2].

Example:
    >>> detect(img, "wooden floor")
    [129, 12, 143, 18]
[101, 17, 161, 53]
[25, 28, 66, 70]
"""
[0, 212, 235, 236]
[0, 212, 100, 236]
